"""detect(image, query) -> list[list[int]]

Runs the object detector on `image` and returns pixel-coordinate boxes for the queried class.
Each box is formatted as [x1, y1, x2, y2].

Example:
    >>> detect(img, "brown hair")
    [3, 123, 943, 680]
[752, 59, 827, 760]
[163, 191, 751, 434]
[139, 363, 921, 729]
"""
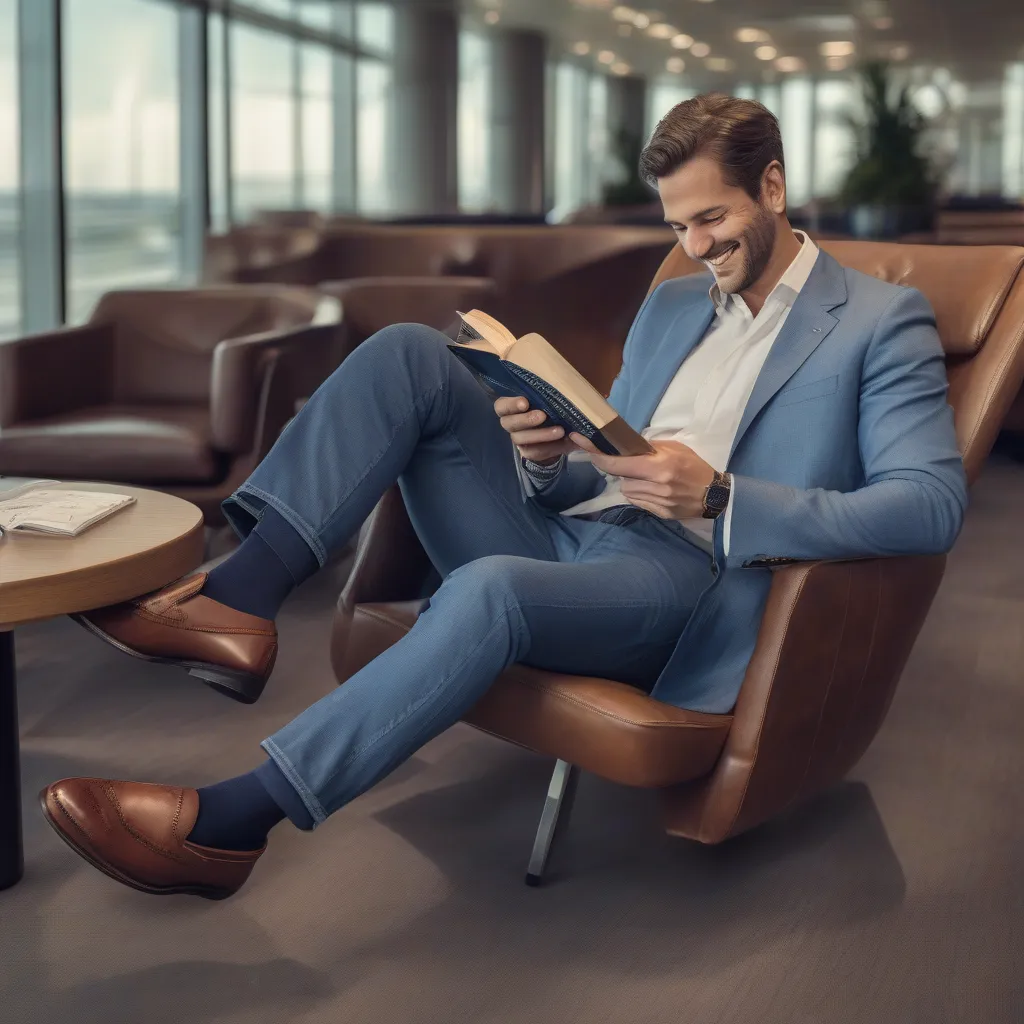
[638, 93, 785, 199]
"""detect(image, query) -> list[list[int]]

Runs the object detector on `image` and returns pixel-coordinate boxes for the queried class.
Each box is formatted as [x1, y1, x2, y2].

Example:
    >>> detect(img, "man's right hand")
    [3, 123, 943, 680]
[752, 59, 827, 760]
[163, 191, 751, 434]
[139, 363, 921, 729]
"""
[495, 397, 578, 465]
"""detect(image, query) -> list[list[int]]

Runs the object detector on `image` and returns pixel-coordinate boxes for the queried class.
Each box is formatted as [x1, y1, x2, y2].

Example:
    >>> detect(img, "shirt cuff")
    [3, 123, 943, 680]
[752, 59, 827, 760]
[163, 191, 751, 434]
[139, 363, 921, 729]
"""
[722, 473, 735, 557]
[522, 455, 565, 486]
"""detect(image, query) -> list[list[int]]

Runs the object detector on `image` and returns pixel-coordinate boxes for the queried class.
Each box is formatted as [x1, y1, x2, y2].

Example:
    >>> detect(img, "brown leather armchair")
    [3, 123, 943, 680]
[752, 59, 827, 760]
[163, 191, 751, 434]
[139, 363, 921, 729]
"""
[0, 286, 343, 524]
[329, 242, 1024, 884]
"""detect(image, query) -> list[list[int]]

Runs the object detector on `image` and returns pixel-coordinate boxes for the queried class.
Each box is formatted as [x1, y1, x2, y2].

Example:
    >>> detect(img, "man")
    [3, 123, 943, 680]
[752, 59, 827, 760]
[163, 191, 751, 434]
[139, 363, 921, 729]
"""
[40, 95, 967, 899]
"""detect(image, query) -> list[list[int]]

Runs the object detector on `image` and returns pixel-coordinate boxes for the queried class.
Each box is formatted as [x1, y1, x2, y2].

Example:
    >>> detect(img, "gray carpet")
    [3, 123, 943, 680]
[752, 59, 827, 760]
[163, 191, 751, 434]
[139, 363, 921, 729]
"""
[4, 459, 1024, 1024]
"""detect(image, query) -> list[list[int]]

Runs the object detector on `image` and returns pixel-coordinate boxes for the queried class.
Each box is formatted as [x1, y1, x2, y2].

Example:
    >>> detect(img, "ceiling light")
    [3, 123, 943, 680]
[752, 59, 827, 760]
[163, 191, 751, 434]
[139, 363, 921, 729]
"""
[666, 56, 685, 73]
[735, 28, 770, 44]
[692, 0, 716, 4]
[706, 57, 734, 71]
[890, 43, 910, 60]
[872, 15, 894, 29]
[689, 41, 710, 58]
[820, 41, 856, 57]
[610, 61, 632, 75]
[774, 56, 805, 72]
[825, 55, 850, 70]
[754, 45, 777, 61]
[611, 5, 637, 21]
[571, 41, 591, 55]
[647, 22, 677, 39]
[632, 12, 651, 28]
[671, 33, 694, 49]
[483, 10, 500, 23]
[597, 49, 616, 64]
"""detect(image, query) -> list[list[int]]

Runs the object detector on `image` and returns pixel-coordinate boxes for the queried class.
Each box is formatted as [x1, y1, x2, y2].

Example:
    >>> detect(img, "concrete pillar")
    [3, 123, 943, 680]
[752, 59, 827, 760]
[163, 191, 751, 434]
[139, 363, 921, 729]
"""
[390, 6, 459, 216]
[489, 29, 547, 215]
[606, 74, 647, 143]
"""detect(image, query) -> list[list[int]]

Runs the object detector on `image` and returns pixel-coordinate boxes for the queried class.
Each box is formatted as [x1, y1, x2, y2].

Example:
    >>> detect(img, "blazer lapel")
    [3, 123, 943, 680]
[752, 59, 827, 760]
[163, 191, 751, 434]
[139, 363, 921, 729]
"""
[629, 297, 717, 429]
[729, 250, 848, 461]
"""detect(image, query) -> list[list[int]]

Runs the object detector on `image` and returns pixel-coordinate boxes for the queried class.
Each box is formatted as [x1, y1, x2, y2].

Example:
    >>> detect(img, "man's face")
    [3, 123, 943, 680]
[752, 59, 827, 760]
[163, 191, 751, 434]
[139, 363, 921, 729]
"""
[659, 155, 779, 295]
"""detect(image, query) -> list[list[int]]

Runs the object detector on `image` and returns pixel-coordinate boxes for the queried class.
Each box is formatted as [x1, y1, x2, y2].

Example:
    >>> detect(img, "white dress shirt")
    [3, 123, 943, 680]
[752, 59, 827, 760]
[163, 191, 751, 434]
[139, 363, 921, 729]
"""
[556, 231, 820, 553]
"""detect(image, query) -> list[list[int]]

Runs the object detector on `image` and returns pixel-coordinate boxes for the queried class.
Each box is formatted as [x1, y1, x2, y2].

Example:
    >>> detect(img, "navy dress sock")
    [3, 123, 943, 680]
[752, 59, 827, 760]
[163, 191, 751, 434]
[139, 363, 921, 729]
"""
[202, 505, 320, 620]
[188, 770, 288, 852]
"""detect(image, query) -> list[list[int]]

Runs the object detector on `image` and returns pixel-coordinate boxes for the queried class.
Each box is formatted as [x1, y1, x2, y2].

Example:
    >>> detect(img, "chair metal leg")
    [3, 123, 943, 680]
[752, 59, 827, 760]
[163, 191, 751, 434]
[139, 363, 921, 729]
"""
[525, 759, 579, 887]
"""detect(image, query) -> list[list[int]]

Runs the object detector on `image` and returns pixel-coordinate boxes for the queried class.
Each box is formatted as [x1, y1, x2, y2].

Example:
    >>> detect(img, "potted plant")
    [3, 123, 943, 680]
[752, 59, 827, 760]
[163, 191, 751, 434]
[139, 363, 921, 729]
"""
[840, 61, 941, 239]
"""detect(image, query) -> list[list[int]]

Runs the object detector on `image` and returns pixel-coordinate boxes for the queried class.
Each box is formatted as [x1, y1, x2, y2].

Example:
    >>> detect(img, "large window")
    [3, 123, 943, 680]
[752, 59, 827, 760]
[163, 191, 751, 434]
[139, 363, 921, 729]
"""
[231, 22, 297, 220]
[0, 0, 19, 338]
[300, 43, 333, 211]
[355, 4, 394, 215]
[814, 79, 857, 199]
[551, 62, 590, 221]
[208, 11, 231, 231]
[1004, 64, 1024, 199]
[63, 0, 182, 324]
[458, 30, 492, 213]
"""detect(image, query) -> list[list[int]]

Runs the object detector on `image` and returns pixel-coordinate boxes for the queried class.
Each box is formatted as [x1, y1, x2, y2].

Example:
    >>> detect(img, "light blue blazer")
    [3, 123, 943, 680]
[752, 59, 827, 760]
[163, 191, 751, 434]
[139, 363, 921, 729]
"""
[533, 248, 969, 713]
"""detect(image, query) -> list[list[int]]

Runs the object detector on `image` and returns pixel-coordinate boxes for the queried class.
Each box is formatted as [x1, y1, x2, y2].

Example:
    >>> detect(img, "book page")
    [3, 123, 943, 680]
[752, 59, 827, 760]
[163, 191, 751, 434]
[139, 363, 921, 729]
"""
[505, 333, 618, 428]
[0, 489, 135, 536]
[458, 309, 518, 359]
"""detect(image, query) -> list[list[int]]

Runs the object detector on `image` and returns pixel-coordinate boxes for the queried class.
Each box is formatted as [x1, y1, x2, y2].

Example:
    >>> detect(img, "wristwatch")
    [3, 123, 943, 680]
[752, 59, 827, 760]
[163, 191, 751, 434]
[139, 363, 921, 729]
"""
[701, 470, 731, 519]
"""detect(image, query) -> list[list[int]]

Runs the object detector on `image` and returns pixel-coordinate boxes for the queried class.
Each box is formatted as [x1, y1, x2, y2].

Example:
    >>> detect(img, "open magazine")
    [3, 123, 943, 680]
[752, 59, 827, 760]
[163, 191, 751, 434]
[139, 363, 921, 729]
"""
[0, 479, 135, 537]
[448, 309, 654, 457]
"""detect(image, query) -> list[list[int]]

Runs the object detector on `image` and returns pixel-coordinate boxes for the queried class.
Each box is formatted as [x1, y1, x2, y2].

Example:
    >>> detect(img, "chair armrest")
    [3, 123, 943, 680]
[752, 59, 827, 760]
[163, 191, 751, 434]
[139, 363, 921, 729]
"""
[320, 276, 499, 359]
[0, 323, 114, 427]
[660, 553, 947, 844]
[210, 321, 342, 454]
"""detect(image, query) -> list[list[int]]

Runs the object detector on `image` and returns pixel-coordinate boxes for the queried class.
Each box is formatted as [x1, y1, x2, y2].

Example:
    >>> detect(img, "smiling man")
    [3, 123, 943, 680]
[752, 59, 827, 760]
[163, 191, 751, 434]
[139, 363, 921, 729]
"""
[40, 94, 967, 899]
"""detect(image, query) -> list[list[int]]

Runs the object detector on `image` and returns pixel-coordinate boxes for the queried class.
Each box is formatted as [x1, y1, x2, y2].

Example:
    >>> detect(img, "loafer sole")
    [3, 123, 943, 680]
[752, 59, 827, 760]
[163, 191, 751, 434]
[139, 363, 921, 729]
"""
[71, 614, 268, 704]
[38, 790, 237, 900]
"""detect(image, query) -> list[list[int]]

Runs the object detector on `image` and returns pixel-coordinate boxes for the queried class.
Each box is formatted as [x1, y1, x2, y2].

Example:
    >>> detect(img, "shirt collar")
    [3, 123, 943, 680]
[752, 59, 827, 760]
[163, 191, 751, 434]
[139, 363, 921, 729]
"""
[709, 230, 819, 316]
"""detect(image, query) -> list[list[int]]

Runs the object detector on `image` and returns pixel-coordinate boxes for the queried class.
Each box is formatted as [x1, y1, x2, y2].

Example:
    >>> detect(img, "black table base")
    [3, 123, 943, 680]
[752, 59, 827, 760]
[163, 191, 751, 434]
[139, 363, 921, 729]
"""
[0, 631, 23, 890]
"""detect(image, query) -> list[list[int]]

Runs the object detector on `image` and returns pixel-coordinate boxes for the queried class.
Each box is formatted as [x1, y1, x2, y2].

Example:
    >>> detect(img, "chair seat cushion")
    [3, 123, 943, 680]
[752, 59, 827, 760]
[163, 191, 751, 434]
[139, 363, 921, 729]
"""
[342, 601, 733, 788]
[0, 404, 222, 483]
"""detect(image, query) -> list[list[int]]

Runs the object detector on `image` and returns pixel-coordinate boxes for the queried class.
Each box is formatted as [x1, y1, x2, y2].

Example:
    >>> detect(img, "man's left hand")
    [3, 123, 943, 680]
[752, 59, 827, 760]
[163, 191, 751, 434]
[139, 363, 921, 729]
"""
[570, 435, 716, 520]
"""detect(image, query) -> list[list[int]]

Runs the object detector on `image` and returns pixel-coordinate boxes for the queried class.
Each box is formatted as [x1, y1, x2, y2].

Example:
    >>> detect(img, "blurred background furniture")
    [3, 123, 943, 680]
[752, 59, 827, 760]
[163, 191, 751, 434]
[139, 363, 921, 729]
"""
[328, 240, 1024, 883]
[0, 286, 343, 525]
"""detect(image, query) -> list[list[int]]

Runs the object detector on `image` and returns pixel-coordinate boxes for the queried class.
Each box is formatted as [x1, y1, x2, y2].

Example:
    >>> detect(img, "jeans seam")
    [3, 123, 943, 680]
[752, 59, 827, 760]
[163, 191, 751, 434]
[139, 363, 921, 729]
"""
[236, 486, 328, 567]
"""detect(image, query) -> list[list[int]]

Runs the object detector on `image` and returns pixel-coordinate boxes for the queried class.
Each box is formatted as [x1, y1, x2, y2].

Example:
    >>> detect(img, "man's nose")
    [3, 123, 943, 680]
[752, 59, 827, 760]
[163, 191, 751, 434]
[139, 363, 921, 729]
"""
[684, 228, 714, 262]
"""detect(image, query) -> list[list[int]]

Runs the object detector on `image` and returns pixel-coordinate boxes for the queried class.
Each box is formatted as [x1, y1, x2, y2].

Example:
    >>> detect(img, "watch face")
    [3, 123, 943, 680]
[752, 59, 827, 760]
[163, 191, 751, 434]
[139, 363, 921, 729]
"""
[706, 483, 730, 511]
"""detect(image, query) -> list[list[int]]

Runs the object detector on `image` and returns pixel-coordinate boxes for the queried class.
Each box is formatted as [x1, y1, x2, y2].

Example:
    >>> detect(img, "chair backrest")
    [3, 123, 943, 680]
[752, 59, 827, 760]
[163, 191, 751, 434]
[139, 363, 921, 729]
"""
[89, 285, 324, 405]
[650, 241, 1024, 484]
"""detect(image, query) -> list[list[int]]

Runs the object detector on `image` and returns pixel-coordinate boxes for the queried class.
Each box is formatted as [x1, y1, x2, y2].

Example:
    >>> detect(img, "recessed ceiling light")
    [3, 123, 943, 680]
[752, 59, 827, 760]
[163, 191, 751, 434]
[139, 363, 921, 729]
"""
[671, 33, 694, 49]
[692, 0, 716, 4]
[774, 56, 806, 72]
[632, 12, 651, 28]
[706, 57, 734, 71]
[889, 43, 909, 60]
[647, 22, 677, 39]
[689, 41, 710, 57]
[820, 41, 856, 57]
[483, 10, 500, 23]
[666, 56, 685, 73]
[825, 55, 851, 70]
[597, 49, 617, 64]
[571, 41, 591, 55]
[610, 60, 632, 75]
[611, 5, 637, 21]
[735, 28, 769, 44]
[754, 45, 777, 60]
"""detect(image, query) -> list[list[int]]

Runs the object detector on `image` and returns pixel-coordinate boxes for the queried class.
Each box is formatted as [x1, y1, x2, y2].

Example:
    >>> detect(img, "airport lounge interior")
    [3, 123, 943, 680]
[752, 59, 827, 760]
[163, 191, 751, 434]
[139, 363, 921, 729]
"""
[2, 0, 1024, 1021]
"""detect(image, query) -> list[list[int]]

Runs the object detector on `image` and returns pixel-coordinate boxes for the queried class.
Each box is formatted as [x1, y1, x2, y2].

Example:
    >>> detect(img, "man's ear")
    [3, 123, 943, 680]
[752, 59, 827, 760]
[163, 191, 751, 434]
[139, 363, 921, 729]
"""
[761, 161, 787, 214]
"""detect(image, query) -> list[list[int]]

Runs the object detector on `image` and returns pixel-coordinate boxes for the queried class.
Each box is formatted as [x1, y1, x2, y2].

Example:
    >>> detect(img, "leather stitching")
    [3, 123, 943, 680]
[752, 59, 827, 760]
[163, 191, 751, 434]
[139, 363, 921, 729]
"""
[131, 605, 276, 636]
[103, 783, 189, 865]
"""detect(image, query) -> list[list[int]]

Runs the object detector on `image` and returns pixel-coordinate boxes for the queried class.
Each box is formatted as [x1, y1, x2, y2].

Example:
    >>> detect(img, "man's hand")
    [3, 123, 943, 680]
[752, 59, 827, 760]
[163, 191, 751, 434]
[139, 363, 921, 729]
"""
[570, 435, 716, 520]
[495, 397, 580, 464]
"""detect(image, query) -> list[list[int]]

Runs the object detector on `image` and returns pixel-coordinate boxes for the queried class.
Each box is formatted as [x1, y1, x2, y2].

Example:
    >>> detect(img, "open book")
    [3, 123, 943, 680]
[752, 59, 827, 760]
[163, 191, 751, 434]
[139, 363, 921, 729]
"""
[448, 310, 654, 457]
[0, 485, 136, 537]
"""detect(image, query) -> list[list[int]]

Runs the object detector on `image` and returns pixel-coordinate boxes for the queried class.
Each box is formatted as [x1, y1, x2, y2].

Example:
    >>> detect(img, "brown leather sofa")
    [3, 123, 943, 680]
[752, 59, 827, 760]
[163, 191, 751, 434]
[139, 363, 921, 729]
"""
[329, 240, 1024, 883]
[0, 286, 342, 524]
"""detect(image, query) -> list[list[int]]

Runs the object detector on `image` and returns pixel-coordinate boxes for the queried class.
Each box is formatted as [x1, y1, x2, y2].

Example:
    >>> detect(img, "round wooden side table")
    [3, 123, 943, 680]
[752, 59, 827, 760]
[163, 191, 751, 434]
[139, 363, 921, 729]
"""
[0, 483, 204, 890]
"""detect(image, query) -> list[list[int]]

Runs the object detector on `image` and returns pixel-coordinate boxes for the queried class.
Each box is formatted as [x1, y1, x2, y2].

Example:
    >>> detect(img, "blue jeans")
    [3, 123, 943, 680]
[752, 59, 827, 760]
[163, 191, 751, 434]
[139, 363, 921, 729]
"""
[224, 324, 713, 829]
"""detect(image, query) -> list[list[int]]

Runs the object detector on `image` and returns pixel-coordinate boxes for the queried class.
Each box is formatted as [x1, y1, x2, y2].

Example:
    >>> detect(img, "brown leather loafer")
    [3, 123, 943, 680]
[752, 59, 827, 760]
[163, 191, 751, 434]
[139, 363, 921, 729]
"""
[40, 778, 264, 899]
[72, 572, 277, 704]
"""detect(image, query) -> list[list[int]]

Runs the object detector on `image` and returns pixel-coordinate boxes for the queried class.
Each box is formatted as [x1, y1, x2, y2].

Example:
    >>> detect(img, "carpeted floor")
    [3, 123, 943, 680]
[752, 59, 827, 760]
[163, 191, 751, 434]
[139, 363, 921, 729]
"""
[3, 459, 1024, 1024]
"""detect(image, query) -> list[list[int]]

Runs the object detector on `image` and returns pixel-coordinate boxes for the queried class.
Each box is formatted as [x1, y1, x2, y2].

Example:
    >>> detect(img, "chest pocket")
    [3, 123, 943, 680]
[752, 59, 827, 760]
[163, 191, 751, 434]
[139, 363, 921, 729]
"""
[772, 374, 839, 408]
